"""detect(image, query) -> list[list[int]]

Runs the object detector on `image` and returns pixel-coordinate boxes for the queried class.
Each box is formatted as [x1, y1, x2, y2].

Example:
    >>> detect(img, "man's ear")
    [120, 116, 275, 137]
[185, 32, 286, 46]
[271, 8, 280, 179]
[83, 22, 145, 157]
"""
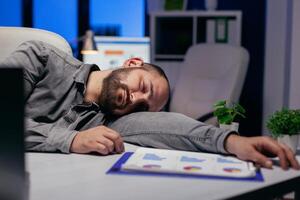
[122, 57, 144, 68]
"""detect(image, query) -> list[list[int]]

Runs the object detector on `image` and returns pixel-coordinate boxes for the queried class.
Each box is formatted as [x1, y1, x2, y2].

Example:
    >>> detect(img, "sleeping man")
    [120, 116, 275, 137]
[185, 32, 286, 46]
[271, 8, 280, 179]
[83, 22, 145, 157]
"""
[1, 40, 299, 170]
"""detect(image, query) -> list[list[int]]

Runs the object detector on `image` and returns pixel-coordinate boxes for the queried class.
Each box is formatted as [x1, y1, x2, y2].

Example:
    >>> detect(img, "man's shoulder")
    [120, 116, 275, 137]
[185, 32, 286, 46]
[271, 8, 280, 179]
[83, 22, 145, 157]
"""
[19, 40, 51, 51]
[23, 40, 83, 67]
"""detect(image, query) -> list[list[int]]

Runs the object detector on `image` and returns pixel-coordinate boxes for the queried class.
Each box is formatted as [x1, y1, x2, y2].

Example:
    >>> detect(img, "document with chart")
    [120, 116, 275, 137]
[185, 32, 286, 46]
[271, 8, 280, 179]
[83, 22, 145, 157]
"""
[121, 147, 256, 178]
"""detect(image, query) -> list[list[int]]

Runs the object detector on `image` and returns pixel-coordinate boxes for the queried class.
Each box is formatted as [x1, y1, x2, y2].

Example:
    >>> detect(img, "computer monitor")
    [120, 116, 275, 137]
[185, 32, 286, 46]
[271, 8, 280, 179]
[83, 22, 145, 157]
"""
[0, 68, 26, 200]
[83, 36, 150, 70]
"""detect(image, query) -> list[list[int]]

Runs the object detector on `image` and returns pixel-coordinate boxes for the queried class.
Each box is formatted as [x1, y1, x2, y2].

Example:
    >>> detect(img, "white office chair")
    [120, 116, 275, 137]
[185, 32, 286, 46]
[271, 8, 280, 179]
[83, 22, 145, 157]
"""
[0, 27, 72, 62]
[169, 44, 249, 124]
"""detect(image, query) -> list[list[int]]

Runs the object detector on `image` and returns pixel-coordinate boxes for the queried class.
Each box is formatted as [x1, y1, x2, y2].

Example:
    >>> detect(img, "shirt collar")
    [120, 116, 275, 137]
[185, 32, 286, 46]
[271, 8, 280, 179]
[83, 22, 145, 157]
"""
[73, 64, 100, 84]
[73, 64, 100, 93]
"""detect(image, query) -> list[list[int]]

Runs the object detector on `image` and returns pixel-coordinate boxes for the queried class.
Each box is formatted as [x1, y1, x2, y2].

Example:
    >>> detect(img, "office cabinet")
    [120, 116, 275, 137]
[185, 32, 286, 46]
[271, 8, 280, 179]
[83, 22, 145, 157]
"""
[150, 11, 242, 62]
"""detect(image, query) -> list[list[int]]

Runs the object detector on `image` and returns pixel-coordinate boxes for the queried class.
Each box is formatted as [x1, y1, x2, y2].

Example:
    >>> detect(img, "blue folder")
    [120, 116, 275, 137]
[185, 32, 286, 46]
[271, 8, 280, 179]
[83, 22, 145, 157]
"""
[107, 152, 264, 182]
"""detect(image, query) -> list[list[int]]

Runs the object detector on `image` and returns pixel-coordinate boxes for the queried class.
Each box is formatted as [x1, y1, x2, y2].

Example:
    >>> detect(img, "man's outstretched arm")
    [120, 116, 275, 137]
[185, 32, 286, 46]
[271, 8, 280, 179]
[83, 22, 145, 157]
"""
[107, 111, 300, 170]
[107, 111, 235, 154]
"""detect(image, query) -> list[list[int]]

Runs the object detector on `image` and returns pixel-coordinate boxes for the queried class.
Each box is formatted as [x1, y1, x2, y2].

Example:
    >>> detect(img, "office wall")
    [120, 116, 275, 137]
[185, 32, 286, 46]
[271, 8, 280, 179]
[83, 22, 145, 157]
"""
[0, 0, 22, 26]
[263, 0, 299, 135]
[33, 0, 77, 45]
[223, 1, 266, 136]
[289, 1, 300, 109]
[90, 0, 145, 37]
[204, 0, 267, 136]
[263, 0, 289, 134]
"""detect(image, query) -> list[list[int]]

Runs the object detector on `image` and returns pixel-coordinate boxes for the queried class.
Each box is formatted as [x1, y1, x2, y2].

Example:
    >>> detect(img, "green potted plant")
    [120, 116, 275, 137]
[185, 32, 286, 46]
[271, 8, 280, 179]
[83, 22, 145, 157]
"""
[213, 100, 246, 132]
[267, 108, 300, 154]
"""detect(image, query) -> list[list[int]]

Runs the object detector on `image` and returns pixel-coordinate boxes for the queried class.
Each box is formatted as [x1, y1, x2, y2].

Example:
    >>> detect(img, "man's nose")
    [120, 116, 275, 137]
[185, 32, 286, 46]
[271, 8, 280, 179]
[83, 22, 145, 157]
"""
[130, 91, 148, 103]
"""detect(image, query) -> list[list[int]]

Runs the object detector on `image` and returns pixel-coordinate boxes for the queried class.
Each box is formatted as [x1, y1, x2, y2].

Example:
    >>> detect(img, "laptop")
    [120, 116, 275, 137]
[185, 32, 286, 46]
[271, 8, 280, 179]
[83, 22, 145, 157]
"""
[0, 68, 26, 200]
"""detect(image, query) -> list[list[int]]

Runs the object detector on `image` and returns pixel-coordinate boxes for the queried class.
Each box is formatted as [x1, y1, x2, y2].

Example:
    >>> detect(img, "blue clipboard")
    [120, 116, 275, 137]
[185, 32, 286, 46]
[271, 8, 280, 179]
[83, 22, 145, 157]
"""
[107, 152, 264, 182]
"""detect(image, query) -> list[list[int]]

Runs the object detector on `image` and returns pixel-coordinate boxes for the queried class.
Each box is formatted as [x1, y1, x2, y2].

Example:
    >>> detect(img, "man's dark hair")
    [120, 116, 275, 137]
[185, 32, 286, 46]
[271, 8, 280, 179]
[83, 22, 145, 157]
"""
[143, 62, 170, 89]
[143, 63, 168, 81]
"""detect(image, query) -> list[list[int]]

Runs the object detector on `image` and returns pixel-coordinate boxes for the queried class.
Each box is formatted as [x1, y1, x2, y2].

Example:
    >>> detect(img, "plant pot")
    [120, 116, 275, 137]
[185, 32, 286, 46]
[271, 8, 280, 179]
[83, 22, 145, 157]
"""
[277, 134, 299, 154]
[219, 122, 239, 132]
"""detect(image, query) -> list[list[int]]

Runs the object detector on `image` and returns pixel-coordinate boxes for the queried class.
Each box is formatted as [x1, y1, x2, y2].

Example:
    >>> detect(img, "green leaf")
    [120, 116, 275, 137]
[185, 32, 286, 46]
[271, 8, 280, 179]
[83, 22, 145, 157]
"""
[213, 99, 246, 123]
[213, 100, 226, 108]
[235, 103, 246, 114]
[219, 115, 233, 124]
[213, 107, 228, 116]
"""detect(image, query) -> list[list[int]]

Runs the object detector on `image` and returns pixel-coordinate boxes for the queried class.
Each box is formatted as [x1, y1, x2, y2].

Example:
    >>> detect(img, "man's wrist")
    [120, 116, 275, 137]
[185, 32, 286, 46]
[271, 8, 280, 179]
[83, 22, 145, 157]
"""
[224, 133, 240, 155]
[68, 131, 80, 153]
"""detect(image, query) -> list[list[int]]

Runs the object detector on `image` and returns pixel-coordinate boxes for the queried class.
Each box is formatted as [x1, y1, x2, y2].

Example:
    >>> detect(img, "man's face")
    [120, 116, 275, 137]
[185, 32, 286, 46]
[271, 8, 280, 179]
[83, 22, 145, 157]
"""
[99, 67, 169, 116]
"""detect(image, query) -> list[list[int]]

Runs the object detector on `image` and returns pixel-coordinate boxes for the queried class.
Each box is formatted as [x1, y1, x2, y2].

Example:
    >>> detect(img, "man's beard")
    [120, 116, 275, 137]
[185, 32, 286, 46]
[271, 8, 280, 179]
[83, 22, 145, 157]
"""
[98, 68, 149, 115]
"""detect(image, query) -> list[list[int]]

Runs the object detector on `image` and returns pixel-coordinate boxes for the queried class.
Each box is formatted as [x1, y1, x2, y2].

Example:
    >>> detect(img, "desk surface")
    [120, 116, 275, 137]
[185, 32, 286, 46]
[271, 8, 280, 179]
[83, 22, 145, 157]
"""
[26, 144, 300, 200]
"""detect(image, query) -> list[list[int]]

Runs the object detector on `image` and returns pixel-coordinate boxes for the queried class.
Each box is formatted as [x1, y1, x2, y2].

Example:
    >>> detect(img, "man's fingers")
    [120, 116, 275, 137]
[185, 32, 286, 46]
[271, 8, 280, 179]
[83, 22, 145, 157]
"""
[278, 143, 300, 170]
[226, 136, 299, 170]
[93, 143, 109, 155]
[102, 128, 119, 140]
[107, 135, 124, 154]
[72, 126, 125, 155]
[114, 136, 124, 153]
[97, 137, 114, 153]
[102, 129, 124, 153]
[249, 149, 273, 169]
[259, 138, 288, 170]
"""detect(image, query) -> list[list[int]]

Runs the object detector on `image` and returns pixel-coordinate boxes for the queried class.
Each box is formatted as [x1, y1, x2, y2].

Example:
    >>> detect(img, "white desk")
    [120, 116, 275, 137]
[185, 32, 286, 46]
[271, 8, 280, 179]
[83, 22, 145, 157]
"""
[26, 144, 300, 200]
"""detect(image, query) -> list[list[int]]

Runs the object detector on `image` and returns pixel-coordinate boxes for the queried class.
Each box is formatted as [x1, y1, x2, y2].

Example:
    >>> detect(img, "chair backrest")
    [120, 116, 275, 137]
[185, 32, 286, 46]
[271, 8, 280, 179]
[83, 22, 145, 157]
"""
[169, 44, 249, 119]
[0, 27, 72, 62]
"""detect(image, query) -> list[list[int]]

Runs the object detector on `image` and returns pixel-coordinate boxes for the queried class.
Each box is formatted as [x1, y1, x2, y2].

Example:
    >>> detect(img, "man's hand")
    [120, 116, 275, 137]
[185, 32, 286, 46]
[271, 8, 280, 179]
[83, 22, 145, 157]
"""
[225, 134, 300, 170]
[70, 125, 124, 155]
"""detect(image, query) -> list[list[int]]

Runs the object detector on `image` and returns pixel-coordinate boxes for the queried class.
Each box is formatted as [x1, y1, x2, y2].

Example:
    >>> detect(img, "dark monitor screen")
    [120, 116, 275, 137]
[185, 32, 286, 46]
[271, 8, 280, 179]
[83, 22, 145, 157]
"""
[0, 68, 25, 200]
